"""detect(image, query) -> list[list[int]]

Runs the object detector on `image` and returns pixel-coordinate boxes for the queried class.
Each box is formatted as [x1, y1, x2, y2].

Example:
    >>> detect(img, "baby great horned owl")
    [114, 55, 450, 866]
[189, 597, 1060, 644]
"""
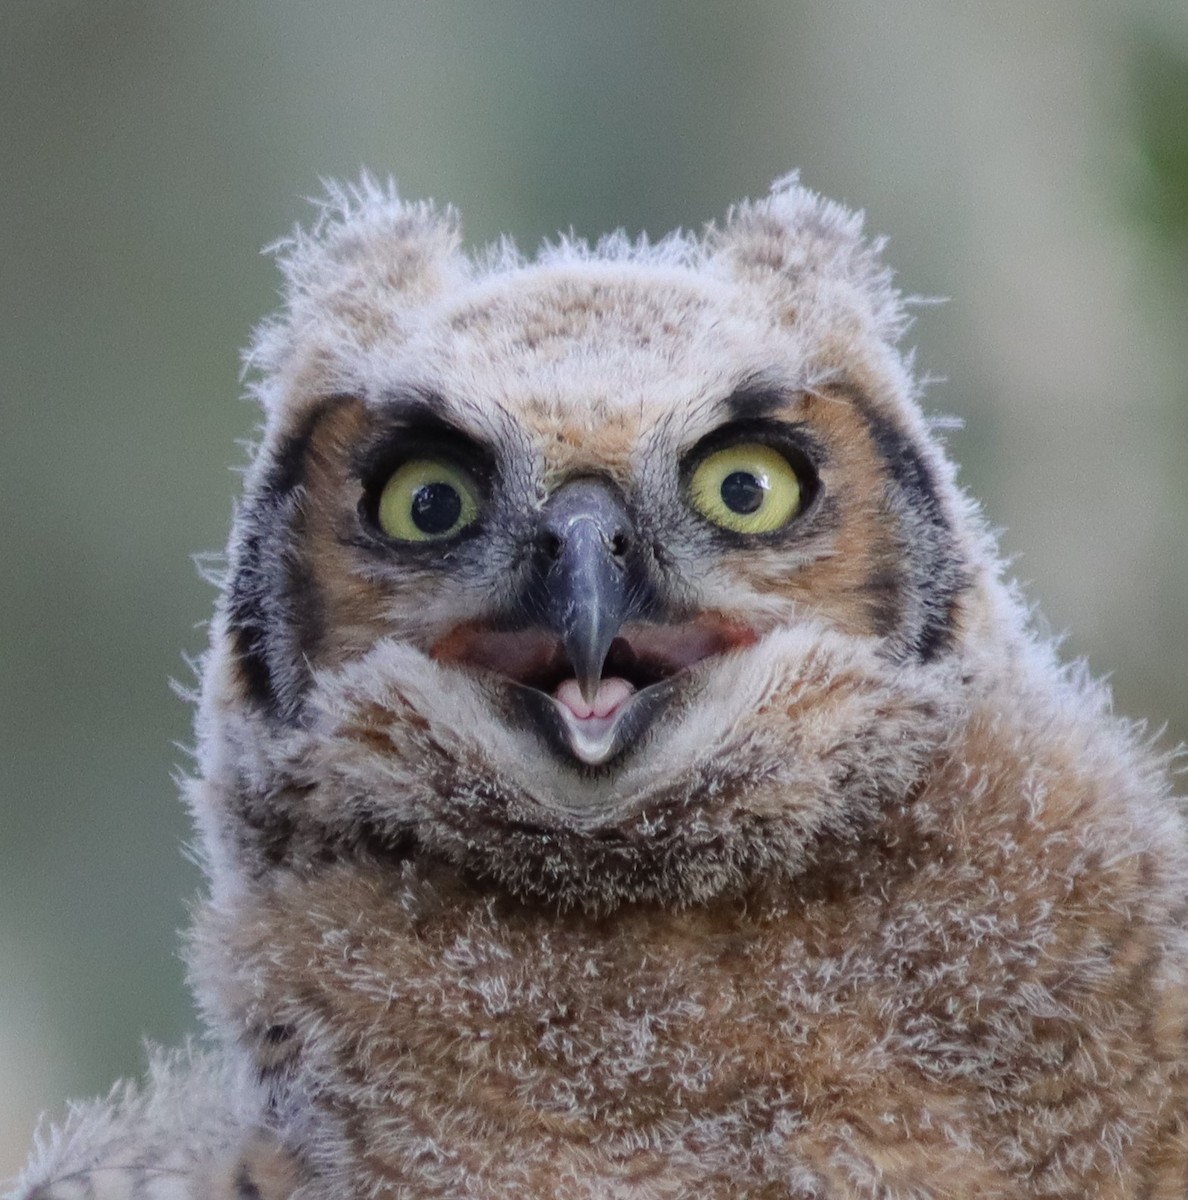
[13, 176, 1188, 1200]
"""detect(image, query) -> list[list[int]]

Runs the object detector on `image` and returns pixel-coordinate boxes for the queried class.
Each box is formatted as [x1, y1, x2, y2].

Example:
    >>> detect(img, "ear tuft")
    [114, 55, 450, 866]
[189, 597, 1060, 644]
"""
[275, 173, 462, 307]
[246, 173, 466, 397]
[713, 173, 908, 343]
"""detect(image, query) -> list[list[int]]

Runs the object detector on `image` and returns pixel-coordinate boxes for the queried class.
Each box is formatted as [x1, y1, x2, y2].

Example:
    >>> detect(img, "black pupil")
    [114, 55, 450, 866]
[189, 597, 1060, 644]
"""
[720, 470, 766, 515]
[411, 482, 463, 535]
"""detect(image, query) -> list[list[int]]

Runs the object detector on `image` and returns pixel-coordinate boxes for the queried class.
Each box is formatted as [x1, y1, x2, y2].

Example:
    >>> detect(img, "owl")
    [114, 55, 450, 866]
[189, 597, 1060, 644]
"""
[11, 175, 1188, 1200]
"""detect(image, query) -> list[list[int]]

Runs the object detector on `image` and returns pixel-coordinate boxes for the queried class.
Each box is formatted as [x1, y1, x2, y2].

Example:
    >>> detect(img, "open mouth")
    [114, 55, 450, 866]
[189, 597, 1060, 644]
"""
[432, 617, 755, 766]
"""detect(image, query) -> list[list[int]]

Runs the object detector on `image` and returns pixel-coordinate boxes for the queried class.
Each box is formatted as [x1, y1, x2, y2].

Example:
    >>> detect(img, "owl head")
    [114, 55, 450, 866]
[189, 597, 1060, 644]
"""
[193, 176, 1010, 913]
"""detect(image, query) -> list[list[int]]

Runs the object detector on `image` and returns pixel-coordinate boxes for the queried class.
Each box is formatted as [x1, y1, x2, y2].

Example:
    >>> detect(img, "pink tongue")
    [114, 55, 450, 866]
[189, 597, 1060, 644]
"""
[554, 676, 635, 720]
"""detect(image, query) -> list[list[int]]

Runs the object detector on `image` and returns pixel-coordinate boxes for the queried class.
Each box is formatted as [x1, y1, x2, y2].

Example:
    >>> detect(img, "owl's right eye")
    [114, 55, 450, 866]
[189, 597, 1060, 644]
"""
[376, 458, 481, 542]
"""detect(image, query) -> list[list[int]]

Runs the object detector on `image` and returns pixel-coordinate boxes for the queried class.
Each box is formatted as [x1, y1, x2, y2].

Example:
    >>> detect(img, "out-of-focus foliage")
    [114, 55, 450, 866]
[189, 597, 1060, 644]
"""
[2, 0, 1186, 1179]
[1131, 36, 1188, 252]
[1122, 30, 1188, 736]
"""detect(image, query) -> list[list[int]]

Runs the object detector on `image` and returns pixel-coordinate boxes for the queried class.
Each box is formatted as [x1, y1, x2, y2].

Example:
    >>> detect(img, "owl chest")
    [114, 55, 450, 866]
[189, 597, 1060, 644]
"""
[289, 930, 836, 1194]
[226, 876, 1015, 1196]
[291, 920, 808, 1127]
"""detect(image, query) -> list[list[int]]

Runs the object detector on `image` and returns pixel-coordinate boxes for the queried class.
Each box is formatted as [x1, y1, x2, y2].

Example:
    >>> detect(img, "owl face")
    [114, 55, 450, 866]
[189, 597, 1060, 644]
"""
[203, 180, 976, 909]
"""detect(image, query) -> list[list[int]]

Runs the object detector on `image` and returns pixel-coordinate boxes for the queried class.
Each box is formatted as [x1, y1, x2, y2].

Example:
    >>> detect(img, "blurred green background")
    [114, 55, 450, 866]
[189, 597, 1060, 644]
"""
[3, 0, 1187, 1175]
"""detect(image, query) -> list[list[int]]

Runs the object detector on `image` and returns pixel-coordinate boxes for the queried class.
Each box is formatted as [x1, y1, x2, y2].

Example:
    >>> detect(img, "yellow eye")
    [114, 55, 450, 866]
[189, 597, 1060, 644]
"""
[376, 458, 480, 542]
[689, 442, 803, 535]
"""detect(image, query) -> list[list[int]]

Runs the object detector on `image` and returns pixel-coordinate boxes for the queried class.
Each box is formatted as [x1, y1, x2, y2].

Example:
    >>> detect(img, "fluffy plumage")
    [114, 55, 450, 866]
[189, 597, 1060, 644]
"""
[11, 174, 1188, 1199]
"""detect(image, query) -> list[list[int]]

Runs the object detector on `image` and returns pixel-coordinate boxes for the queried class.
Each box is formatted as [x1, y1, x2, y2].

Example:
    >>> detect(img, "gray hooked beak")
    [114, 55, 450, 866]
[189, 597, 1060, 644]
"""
[537, 479, 634, 704]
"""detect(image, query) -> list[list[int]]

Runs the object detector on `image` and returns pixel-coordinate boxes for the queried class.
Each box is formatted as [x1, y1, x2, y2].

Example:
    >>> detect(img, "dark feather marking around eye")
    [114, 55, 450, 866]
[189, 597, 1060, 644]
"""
[353, 390, 496, 489]
[226, 394, 349, 719]
[843, 390, 968, 661]
[721, 382, 797, 423]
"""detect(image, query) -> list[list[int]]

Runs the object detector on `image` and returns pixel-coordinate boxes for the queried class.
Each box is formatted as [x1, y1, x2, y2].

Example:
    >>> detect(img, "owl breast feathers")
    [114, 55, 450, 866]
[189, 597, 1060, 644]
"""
[13, 176, 1188, 1200]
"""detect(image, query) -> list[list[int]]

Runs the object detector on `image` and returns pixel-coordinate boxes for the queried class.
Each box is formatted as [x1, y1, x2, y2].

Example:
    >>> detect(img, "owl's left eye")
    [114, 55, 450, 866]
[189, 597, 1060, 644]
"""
[688, 442, 804, 535]
[376, 458, 481, 542]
